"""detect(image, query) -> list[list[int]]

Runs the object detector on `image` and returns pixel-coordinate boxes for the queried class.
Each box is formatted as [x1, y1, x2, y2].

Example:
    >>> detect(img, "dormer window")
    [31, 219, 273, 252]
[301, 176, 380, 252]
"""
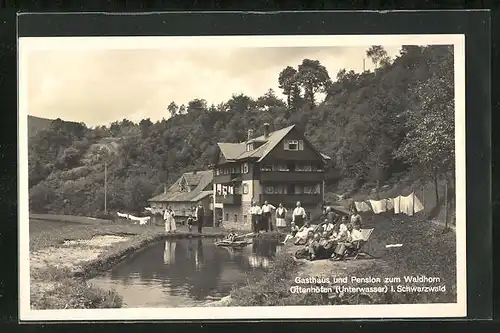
[246, 143, 254, 151]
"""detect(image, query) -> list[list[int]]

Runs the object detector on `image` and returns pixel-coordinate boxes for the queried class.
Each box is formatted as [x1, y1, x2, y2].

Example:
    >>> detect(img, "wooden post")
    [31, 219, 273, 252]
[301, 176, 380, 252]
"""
[412, 192, 415, 216]
[422, 186, 425, 214]
[444, 179, 448, 229]
[104, 161, 107, 214]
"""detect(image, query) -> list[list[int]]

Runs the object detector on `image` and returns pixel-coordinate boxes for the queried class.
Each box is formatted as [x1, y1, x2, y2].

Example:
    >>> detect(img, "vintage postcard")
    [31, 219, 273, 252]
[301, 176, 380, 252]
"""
[18, 33, 466, 321]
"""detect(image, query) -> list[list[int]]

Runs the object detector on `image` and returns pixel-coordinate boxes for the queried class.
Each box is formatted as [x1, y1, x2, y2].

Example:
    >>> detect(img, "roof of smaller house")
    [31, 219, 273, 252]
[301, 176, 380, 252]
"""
[148, 170, 213, 203]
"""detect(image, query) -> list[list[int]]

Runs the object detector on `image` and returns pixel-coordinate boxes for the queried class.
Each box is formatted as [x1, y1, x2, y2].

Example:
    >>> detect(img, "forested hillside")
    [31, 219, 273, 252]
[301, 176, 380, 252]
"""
[28, 45, 455, 218]
[28, 115, 54, 137]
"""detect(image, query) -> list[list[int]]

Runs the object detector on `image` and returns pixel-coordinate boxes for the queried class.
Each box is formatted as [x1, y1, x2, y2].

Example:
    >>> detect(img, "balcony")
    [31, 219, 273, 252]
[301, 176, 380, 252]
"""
[216, 194, 242, 205]
[214, 173, 241, 184]
[259, 194, 322, 207]
[259, 171, 324, 183]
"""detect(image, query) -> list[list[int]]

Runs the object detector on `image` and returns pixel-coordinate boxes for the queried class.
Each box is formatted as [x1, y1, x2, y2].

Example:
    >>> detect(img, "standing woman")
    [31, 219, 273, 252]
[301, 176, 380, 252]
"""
[275, 203, 288, 232]
[350, 209, 363, 229]
[164, 207, 176, 233]
[292, 201, 307, 228]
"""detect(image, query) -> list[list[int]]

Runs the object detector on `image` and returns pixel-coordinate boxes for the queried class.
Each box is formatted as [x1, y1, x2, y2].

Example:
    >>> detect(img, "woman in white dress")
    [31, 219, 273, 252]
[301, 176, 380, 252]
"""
[275, 203, 288, 231]
[164, 207, 176, 233]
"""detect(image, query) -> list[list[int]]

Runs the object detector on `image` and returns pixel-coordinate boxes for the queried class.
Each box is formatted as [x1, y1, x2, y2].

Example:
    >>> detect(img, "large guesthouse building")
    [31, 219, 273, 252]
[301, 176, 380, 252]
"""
[213, 123, 330, 230]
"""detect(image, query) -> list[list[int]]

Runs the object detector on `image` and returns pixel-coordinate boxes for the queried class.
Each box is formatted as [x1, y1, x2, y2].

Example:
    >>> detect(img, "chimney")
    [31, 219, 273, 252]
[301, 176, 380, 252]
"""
[164, 185, 167, 194]
[263, 123, 270, 139]
[247, 129, 254, 140]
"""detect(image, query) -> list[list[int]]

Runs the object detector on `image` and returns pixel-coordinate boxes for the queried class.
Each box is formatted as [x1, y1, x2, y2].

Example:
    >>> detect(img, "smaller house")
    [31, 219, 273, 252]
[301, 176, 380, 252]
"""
[148, 170, 214, 225]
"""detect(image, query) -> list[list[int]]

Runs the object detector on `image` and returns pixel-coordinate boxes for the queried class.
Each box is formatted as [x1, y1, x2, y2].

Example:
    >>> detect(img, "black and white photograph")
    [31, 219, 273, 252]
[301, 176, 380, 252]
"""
[18, 33, 466, 320]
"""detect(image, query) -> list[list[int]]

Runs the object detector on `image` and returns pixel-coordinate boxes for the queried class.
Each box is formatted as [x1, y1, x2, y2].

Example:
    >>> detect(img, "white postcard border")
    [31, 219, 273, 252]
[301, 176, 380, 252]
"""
[18, 34, 466, 321]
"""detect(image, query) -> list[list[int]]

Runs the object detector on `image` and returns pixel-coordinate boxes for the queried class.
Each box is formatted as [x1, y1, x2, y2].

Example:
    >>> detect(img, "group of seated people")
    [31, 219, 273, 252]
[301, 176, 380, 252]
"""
[287, 215, 365, 261]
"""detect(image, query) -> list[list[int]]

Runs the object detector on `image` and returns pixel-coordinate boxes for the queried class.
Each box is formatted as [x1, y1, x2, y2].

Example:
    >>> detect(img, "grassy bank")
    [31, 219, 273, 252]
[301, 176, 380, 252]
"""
[229, 213, 456, 306]
[29, 218, 225, 309]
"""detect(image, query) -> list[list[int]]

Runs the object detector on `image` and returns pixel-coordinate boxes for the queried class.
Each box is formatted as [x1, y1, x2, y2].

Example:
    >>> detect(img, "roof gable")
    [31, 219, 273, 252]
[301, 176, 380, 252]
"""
[262, 126, 330, 163]
[148, 170, 213, 203]
[216, 125, 295, 162]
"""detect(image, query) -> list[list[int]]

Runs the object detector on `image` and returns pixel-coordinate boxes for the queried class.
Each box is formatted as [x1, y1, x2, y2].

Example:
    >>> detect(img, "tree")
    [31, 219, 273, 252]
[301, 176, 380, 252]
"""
[256, 88, 286, 110]
[57, 147, 81, 170]
[167, 101, 178, 117]
[139, 118, 153, 138]
[187, 99, 207, 113]
[295, 59, 332, 108]
[278, 66, 299, 108]
[227, 94, 255, 113]
[395, 45, 454, 205]
[179, 104, 186, 114]
[366, 45, 391, 69]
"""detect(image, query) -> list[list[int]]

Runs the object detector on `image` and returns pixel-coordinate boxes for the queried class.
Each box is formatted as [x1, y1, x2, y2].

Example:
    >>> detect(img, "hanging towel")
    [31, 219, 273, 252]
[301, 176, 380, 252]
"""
[413, 193, 425, 214]
[393, 196, 402, 214]
[355, 201, 372, 212]
[369, 199, 387, 214]
[386, 198, 394, 211]
[399, 194, 411, 216]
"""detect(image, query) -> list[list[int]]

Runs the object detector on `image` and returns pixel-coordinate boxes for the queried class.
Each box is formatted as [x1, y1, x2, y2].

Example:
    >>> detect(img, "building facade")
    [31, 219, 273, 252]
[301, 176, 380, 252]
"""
[148, 170, 214, 226]
[213, 123, 330, 230]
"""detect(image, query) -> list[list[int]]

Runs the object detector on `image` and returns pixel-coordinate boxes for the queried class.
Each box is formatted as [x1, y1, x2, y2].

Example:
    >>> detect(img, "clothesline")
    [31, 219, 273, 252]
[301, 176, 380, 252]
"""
[353, 192, 424, 216]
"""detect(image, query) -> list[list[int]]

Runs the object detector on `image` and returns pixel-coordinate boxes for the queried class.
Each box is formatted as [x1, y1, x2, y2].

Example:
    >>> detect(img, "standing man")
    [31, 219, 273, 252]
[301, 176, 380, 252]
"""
[195, 203, 205, 234]
[248, 201, 262, 232]
[261, 200, 276, 232]
[292, 201, 307, 228]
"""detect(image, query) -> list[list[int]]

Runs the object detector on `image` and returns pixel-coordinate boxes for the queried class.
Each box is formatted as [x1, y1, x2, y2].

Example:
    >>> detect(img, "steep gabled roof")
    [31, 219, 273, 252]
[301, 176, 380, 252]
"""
[217, 143, 246, 161]
[216, 124, 331, 163]
[148, 170, 213, 203]
[217, 125, 295, 162]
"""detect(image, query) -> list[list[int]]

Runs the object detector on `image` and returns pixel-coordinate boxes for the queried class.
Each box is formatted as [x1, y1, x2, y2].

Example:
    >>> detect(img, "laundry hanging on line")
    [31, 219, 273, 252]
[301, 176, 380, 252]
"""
[392, 193, 424, 216]
[354, 201, 372, 212]
[369, 199, 387, 214]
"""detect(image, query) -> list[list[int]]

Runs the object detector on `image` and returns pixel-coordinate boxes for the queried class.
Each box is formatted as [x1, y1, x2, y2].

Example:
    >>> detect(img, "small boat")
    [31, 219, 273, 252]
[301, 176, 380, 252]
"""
[215, 239, 252, 247]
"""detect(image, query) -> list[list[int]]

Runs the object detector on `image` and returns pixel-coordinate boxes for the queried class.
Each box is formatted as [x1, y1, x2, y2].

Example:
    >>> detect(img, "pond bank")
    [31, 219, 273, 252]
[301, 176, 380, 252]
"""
[227, 215, 457, 307]
[29, 219, 226, 309]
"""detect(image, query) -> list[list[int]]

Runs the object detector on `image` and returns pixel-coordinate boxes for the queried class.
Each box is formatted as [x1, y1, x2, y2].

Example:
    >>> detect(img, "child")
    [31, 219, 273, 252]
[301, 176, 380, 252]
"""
[186, 214, 194, 233]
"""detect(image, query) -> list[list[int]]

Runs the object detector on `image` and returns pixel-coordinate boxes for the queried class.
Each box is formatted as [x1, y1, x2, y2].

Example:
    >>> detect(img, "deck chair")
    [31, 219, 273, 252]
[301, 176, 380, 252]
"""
[350, 228, 376, 260]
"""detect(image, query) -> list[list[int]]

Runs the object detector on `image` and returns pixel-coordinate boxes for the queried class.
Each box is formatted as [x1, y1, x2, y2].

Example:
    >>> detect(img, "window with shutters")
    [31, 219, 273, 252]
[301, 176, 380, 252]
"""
[284, 140, 299, 151]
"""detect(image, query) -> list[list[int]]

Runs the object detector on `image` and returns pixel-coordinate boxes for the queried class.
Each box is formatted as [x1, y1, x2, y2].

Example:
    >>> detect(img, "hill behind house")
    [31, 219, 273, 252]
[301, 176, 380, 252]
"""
[28, 115, 54, 137]
[26, 45, 455, 223]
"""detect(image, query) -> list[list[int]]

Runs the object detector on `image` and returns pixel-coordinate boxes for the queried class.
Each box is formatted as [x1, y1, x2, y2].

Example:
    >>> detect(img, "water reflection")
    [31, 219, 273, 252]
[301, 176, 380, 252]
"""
[163, 241, 177, 265]
[90, 237, 279, 308]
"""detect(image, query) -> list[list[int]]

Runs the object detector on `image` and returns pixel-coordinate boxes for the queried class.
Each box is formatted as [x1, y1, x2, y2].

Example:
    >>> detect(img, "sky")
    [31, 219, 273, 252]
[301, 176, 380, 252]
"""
[22, 39, 402, 127]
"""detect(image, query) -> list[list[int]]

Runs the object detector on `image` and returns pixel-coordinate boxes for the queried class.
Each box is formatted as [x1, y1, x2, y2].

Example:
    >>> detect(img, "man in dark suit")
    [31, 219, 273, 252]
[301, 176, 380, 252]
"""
[195, 203, 205, 234]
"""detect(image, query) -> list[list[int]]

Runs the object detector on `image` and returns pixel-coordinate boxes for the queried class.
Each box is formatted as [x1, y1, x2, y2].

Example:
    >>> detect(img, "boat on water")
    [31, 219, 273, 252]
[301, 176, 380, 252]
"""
[215, 232, 254, 248]
[215, 239, 252, 248]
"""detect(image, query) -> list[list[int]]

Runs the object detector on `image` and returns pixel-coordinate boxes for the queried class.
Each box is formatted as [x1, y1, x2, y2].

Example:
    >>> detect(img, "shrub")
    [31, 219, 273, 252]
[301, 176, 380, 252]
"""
[31, 278, 123, 309]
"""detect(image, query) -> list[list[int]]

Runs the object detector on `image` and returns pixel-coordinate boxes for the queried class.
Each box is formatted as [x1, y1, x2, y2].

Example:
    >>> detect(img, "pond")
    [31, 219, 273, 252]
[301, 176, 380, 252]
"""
[88, 237, 283, 308]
